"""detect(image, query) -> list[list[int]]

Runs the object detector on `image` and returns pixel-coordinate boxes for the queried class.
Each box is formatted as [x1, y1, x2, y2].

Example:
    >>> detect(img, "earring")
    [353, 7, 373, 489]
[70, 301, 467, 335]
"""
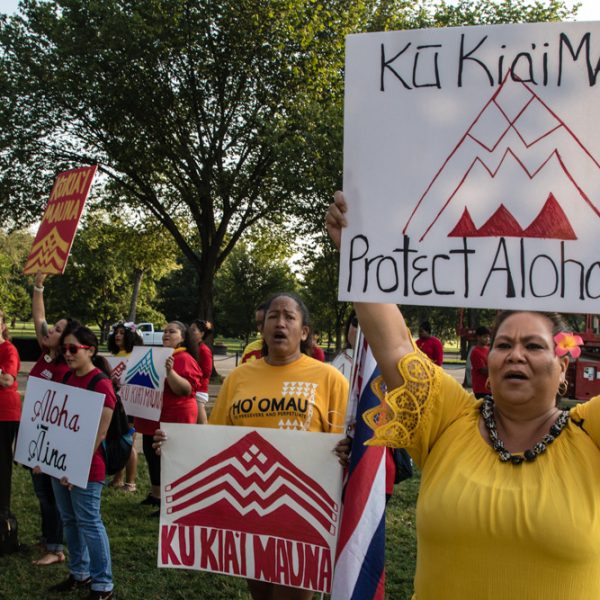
[558, 379, 568, 397]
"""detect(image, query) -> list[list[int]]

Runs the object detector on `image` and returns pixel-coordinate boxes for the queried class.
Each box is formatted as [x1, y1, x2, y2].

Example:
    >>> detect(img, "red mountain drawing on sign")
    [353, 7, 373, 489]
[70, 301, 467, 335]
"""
[163, 430, 339, 547]
[403, 74, 600, 242]
[449, 193, 576, 238]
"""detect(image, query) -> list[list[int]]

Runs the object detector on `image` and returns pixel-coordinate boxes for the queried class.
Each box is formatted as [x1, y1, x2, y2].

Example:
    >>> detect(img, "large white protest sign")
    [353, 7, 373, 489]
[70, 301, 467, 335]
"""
[341, 21, 600, 312]
[15, 376, 105, 489]
[158, 424, 344, 594]
[119, 346, 172, 420]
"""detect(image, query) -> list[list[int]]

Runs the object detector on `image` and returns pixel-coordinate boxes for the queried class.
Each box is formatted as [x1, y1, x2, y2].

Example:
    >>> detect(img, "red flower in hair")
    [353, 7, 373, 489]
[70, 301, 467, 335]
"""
[554, 332, 583, 359]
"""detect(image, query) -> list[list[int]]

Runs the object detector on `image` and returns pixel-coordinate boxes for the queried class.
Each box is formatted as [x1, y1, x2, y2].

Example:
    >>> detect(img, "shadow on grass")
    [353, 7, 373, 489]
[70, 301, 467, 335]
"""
[3, 457, 419, 599]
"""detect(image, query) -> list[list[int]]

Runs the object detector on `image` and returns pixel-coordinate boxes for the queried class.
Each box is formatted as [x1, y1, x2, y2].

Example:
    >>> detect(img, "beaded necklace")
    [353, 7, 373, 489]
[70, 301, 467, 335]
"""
[479, 396, 570, 465]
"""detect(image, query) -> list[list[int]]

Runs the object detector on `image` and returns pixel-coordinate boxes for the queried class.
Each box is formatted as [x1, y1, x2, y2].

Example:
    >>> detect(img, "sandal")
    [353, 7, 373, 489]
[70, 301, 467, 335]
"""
[121, 482, 137, 493]
[33, 551, 65, 566]
[108, 479, 124, 489]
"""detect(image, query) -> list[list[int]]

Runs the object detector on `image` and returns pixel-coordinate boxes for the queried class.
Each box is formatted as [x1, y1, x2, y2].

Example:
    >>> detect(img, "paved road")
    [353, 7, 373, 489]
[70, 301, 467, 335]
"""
[17, 353, 466, 397]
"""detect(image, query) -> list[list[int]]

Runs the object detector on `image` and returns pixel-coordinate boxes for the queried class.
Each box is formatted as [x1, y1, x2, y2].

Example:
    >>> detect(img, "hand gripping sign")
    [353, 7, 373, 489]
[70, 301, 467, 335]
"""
[23, 165, 97, 275]
[341, 21, 600, 313]
[15, 376, 105, 489]
[158, 424, 344, 594]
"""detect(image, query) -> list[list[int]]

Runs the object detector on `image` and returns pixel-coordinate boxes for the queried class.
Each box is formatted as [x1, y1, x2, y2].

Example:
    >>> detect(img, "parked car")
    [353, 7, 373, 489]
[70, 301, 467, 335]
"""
[136, 322, 164, 346]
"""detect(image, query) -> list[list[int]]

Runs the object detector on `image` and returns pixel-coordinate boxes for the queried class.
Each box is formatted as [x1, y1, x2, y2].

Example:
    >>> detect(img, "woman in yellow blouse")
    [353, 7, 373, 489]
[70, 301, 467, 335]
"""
[326, 191, 600, 600]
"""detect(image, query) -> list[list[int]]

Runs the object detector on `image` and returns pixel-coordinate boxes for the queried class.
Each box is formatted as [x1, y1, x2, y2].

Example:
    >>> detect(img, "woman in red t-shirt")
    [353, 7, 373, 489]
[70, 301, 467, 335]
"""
[0, 309, 21, 520]
[47, 325, 116, 598]
[135, 321, 202, 509]
[106, 322, 142, 492]
[190, 319, 214, 424]
[29, 273, 81, 566]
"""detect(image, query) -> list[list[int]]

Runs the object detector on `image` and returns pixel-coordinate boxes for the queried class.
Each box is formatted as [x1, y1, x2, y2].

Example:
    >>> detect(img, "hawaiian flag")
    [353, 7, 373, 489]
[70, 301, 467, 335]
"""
[330, 334, 387, 600]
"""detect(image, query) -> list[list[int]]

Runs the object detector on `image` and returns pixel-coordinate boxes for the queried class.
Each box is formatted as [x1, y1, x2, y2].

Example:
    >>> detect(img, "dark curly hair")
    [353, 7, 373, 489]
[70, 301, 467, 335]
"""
[108, 323, 143, 354]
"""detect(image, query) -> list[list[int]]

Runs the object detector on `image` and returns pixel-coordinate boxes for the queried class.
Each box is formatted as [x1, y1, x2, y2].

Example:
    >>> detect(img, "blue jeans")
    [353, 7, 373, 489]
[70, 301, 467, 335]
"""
[31, 471, 63, 552]
[51, 479, 113, 592]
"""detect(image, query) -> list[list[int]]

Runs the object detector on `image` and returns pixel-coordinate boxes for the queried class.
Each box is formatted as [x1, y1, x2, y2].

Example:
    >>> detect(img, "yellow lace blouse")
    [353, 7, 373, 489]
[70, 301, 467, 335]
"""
[364, 350, 600, 600]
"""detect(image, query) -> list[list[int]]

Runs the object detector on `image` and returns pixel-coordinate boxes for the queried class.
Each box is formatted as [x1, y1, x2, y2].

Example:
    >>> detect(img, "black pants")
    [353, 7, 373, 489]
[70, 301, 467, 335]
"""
[0, 421, 19, 514]
[142, 434, 161, 487]
[31, 471, 63, 548]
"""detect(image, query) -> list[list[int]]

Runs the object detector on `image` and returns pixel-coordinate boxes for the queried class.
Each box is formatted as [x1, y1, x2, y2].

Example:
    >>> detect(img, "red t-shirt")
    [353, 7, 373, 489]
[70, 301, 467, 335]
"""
[64, 368, 117, 482]
[470, 345, 490, 394]
[0, 340, 21, 421]
[196, 343, 213, 394]
[311, 346, 325, 362]
[29, 353, 71, 383]
[416, 336, 444, 366]
[134, 350, 201, 435]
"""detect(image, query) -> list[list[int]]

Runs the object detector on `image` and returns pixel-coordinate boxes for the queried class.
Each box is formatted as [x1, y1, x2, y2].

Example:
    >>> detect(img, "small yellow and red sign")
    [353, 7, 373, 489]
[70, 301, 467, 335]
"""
[23, 165, 97, 275]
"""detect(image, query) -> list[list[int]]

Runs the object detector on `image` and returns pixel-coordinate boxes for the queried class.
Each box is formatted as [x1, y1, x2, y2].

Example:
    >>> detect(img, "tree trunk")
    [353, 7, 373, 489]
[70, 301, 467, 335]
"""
[128, 268, 144, 322]
[196, 266, 217, 376]
[195, 266, 215, 321]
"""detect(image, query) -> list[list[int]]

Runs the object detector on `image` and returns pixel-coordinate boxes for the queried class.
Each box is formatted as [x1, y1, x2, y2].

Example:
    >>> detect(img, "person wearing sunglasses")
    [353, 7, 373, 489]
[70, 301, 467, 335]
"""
[28, 273, 81, 566]
[47, 326, 116, 600]
[134, 321, 202, 513]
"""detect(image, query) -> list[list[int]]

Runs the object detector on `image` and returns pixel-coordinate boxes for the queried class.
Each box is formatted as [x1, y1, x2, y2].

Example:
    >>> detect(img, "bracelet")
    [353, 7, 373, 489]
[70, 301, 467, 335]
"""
[34, 285, 44, 292]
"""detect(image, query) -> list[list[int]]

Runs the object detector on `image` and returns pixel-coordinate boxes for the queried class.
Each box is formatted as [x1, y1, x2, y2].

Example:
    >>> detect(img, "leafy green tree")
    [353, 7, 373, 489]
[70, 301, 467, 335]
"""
[0, 0, 390, 320]
[302, 0, 576, 345]
[300, 236, 350, 352]
[0, 229, 33, 321]
[0, 0, 576, 327]
[43, 212, 177, 338]
[213, 236, 299, 342]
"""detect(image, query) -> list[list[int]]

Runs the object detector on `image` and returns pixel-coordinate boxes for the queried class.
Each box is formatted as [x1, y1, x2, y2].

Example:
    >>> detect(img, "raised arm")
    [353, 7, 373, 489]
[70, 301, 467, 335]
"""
[32, 272, 48, 348]
[326, 191, 413, 391]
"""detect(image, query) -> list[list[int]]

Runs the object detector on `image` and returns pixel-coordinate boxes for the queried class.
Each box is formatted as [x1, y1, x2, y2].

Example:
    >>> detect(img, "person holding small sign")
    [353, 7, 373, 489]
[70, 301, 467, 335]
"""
[326, 191, 600, 599]
[208, 292, 349, 600]
[29, 273, 80, 566]
[154, 293, 349, 599]
[48, 326, 116, 600]
[106, 322, 141, 493]
[135, 321, 202, 512]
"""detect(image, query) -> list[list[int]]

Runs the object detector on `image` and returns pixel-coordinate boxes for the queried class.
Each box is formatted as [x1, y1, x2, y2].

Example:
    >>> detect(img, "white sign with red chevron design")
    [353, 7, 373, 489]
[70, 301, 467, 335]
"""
[341, 21, 600, 312]
[119, 346, 172, 420]
[158, 423, 344, 593]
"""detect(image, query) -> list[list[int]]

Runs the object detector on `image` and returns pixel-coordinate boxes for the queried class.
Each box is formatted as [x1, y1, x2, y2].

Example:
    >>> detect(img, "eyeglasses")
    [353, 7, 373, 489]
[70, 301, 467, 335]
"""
[61, 343, 91, 354]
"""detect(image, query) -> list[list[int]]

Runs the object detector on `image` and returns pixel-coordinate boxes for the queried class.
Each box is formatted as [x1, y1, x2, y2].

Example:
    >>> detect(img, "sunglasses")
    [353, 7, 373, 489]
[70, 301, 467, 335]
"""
[61, 343, 92, 354]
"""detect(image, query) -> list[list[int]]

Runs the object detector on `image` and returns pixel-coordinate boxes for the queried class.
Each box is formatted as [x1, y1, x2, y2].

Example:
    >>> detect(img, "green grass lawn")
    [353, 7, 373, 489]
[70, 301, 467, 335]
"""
[2, 459, 419, 599]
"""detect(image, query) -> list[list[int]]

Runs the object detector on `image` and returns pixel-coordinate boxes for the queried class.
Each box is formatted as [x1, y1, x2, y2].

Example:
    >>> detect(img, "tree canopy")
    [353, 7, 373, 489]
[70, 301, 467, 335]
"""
[0, 0, 576, 327]
[43, 212, 177, 337]
[0, 229, 33, 321]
